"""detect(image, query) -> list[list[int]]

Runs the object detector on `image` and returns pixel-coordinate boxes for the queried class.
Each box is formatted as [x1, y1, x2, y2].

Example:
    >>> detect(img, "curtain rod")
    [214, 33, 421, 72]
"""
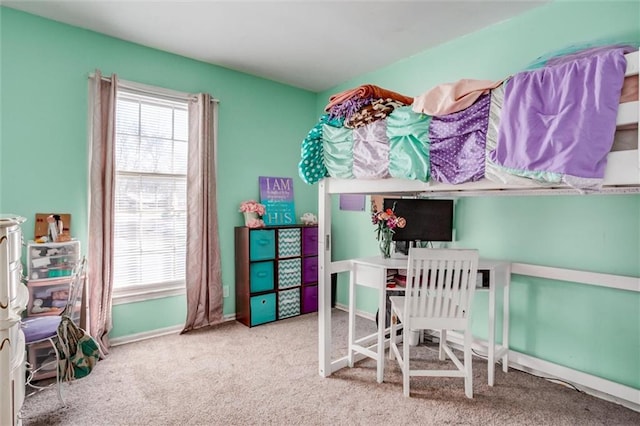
[90, 73, 220, 103]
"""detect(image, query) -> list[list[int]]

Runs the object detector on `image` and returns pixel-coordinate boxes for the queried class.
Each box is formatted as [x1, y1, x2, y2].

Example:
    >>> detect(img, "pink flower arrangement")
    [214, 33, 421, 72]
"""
[371, 202, 406, 241]
[239, 200, 266, 215]
[239, 200, 266, 228]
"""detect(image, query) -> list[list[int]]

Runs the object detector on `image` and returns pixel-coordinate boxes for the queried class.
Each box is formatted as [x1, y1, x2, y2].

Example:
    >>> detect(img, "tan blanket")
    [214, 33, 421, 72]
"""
[412, 78, 504, 116]
[324, 84, 413, 112]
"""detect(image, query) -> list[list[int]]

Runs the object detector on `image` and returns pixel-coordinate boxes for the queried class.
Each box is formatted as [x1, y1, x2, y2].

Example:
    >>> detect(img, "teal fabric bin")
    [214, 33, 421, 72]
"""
[249, 229, 275, 261]
[250, 261, 274, 293]
[251, 293, 276, 326]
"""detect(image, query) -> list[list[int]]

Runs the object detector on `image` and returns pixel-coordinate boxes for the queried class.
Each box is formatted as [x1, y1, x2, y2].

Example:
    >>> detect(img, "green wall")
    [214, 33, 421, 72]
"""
[0, 7, 318, 338]
[319, 1, 640, 389]
[2, 1, 639, 390]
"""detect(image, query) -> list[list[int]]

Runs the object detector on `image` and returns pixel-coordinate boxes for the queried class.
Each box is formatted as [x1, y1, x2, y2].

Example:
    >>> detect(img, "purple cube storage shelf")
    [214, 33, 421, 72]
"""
[235, 225, 318, 327]
[302, 256, 318, 285]
[302, 285, 318, 314]
[302, 226, 318, 256]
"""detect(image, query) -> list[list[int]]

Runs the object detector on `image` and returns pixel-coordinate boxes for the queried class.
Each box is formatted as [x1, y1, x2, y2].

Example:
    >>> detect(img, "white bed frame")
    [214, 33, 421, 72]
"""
[316, 49, 640, 407]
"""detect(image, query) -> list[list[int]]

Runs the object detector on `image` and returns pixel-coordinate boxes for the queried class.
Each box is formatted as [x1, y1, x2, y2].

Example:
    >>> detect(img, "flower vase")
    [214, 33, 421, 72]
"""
[379, 230, 392, 259]
[244, 211, 259, 227]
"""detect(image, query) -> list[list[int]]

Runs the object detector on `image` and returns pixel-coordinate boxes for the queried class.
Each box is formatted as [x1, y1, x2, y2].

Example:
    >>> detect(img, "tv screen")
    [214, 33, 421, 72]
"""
[383, 198, 454, 242]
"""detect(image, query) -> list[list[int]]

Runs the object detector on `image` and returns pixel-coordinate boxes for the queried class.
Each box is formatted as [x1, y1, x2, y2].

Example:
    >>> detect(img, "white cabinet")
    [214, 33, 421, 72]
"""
[1, 214, 27, 426]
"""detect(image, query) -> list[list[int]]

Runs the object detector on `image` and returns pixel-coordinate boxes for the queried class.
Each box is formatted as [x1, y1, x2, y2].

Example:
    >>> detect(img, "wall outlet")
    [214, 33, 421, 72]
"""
[223, 285, 229, 298]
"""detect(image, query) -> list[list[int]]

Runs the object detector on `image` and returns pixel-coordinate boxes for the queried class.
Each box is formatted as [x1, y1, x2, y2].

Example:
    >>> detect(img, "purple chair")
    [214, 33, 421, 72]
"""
[21, 257, 87, 406]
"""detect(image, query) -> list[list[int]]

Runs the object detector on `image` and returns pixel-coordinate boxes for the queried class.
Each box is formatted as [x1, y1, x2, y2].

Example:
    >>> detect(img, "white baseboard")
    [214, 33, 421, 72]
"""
[432, 330, 640, 412]
[334, 304, 639, 411]
[507, 350, 640, 412]
[335, 302, 376, 321]
[110, 314, 236, 346]
[110, 324, 183, 346]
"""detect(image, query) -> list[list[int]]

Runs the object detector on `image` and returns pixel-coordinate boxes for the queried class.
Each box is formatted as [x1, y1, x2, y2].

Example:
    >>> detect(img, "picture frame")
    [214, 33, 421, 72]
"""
[34, 213, 71, 240]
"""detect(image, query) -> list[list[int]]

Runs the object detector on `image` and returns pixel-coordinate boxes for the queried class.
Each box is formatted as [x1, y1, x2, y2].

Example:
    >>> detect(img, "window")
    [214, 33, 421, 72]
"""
[113, 89, 188, 299]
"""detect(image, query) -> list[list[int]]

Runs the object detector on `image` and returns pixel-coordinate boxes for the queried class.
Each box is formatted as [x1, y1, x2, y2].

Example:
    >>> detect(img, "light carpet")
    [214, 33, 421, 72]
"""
[22, 309, 640, 425]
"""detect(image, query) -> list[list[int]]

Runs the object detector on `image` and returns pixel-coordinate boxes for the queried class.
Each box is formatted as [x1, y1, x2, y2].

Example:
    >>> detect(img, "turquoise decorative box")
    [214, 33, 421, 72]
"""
[250, 261, 274, 293]
[250, 293, 276, 326]
[249, 229, 275, 261]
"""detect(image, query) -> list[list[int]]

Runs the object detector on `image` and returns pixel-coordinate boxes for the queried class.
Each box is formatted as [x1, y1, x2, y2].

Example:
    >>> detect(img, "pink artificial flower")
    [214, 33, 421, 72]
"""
[371, 202, 406, 241]
[239, 200, 266, 216]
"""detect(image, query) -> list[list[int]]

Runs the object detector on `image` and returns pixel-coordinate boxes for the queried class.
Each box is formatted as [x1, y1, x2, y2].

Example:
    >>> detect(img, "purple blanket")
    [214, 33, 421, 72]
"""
[490, 47, 627, 180]
[429, 94, 490, 184]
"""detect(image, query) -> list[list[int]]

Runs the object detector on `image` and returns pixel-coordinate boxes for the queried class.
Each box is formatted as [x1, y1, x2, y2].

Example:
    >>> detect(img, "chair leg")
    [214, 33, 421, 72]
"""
[48, 337, 66, 406]
[403, 333, 410, 397]
[439, 329, 446, 361]
[25, 338, 66, 407]
[464, 330, 473, 399]
[389, 313, 396, 361]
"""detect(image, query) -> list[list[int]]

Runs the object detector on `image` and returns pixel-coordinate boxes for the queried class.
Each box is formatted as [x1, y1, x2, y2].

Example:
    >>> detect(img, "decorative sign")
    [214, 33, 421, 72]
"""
[259, 176, 296, 225]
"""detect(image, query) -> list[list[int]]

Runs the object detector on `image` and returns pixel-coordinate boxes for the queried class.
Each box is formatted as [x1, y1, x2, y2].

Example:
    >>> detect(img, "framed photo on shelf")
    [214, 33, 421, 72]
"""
[34, 213, 71, 241]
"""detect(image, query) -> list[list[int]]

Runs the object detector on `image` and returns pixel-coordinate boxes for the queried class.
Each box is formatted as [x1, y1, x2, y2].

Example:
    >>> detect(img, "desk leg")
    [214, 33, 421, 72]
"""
[502, 280, 510, 373]
[377, 281, 386, 384]
[488, 273, 496, 387]
[347, 269, 356, 368]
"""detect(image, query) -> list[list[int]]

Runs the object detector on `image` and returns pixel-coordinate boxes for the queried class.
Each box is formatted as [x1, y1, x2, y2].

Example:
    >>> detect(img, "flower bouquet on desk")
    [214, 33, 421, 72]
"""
[371, 201, 405, 258]
[239, 200, 266, 228]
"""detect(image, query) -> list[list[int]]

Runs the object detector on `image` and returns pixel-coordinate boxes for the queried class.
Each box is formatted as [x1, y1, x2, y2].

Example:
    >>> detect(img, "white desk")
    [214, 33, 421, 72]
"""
[347, 255, 510, 385]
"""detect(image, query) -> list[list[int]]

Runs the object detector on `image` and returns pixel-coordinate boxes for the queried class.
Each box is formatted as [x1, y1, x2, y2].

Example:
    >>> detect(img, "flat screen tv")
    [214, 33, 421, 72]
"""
[383, 198, 454, 243]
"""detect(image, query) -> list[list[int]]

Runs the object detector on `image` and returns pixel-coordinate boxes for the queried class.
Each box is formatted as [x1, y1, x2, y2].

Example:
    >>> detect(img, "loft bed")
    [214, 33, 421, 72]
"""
[307, 46, 640, 379]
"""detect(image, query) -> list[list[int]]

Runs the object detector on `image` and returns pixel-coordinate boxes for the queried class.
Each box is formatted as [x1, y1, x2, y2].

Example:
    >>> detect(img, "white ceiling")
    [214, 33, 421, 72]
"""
[2, 0, 547, 92]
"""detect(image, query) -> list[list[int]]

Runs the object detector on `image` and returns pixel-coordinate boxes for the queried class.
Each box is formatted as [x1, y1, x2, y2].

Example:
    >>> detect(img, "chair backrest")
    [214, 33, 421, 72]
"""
[404, 248, 479, 331]
[61, 256, 87, 325]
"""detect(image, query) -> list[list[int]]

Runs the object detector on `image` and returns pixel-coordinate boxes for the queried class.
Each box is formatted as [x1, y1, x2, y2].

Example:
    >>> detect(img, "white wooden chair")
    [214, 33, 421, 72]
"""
[389, 248, 479, 398]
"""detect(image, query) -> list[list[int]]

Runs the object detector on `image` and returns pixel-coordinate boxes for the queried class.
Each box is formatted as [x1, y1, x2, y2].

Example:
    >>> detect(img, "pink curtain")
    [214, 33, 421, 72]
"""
[182, 94, 224, 333]
[87, 70, 117, 355]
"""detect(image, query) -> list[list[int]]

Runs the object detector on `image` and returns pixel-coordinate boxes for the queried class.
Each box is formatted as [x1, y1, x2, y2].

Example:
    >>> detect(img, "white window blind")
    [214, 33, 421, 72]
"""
[113, 90, 188, 291]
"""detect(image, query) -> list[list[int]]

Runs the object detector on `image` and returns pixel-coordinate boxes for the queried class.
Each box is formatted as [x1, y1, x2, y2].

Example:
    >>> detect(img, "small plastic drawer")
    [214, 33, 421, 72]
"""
[277, 258, 301, 289]
[302, 256, 318, 284]
[278, 288, 300, 319]
[27, 340, 58, 380]
[249, 261, 274, 293]
[302, 227, 318, 256]
[249, 229, 275, 261]
[277, 228, 301, 258]
[250, 293, 276, 326]
[27, 240, 80, 281]
[301, 285, 318, 314]
[27, 277, 71, 317]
